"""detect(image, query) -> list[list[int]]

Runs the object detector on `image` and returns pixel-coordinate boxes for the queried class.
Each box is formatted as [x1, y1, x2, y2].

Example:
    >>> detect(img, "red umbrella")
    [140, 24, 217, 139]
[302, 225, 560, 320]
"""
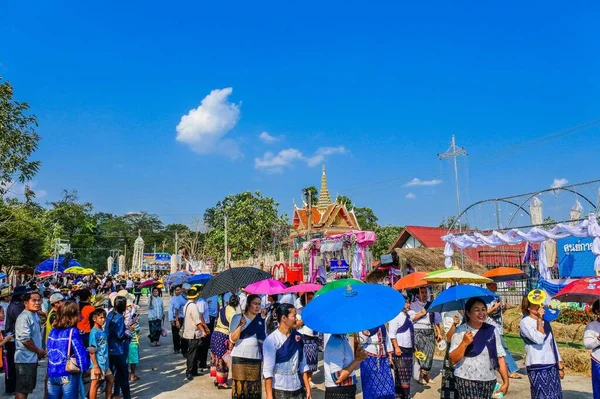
[39, 271, 56, 279]
[553, 277, 600, 303]
[483, 267, 528, 282]
[138, 279, 158, 288]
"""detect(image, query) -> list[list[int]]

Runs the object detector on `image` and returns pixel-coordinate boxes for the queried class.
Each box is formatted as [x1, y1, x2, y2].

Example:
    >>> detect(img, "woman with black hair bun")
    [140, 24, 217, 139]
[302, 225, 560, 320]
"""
[449, 297, 509, 399]
[583, 299, 599, 399]
[209, 294, 239, 389]
[295, 293, 318, 388]
[262, 303, 312, 399]
[229, 294, 265, 399]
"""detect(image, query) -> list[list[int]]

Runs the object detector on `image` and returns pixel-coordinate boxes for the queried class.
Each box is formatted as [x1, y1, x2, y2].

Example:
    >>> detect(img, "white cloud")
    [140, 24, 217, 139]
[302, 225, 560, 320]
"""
[551, 178, 568, 189]
[259, 131, 279, 144]
[254, 146, 347, 173]
[405, 192, 417, 199]
[306, 146, 347, 167]
[403, 178, 443, 187]
[175, 87, 242, 159]
[1, 181, 47, 198]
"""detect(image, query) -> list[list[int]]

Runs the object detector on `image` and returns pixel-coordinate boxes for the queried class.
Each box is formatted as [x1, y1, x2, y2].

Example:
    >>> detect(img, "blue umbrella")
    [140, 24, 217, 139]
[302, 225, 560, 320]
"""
[427, 285, 498, 313]
[0, 272, 5, 280]
[35, 257, 82, 273]
[188, 274, 213, 286]
[302, 283, 405, 334]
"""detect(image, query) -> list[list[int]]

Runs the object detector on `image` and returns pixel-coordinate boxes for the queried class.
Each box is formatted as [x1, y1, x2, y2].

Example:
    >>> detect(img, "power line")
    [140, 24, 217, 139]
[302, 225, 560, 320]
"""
[339, 117, 600, 195]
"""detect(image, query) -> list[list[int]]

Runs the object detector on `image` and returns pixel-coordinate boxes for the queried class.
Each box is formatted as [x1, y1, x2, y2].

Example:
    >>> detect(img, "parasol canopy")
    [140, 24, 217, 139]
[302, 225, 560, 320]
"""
[200, 267, 271, 299]
[427, 285, 498, 313]
[424, 266, 493, 284]
[245, 279, 286, 295]
[64, 266, 93, 275]
[482, 267, 528, 282]
[283, 283, 322, 294]
[393, 272, 429, 291]
[303, 283, 405, 334]
[166, 271, 190, 286]
[553, 277, 600, 303]
[188, 274, 213, 286]
[39, 271, 56, 279]
[35, 257, 82, 273]
[315, 278, 364, 297]
[138, 279, 158, 289]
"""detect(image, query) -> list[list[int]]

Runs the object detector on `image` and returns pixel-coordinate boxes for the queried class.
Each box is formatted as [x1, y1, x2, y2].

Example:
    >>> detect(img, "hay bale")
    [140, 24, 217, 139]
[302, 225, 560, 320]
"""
[560, 348, 591, 376]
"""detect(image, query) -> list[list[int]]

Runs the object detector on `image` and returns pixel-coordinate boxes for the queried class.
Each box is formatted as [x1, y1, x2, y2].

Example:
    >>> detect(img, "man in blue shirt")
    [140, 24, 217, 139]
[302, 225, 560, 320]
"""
[168, 285, 186, 354]
[15, 292, 46, 399]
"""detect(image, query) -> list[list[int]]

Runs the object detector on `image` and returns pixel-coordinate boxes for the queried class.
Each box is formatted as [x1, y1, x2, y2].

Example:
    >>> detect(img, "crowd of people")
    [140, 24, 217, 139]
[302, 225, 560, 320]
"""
[0, 272, 598, 399]
[0, 273, 164, 399]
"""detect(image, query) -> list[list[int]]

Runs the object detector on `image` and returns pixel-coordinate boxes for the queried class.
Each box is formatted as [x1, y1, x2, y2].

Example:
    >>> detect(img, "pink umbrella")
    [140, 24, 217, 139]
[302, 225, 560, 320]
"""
[245, 279, 287, 295]
[283, 283, 322, 294]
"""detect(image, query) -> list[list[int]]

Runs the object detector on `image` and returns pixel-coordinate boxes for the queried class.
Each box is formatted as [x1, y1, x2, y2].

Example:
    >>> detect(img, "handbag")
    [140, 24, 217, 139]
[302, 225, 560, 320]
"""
[65, 328, 81, 374]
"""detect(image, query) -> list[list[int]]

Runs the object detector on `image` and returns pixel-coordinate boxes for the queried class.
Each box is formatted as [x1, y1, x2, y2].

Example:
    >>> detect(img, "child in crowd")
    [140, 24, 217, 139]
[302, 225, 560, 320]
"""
[125, 300, 141, 382]
[89, 308, 114, 399]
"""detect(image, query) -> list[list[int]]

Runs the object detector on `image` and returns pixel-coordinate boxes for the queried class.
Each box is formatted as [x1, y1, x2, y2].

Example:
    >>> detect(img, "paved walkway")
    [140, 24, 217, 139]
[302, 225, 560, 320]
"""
[5, 294, 593, 398]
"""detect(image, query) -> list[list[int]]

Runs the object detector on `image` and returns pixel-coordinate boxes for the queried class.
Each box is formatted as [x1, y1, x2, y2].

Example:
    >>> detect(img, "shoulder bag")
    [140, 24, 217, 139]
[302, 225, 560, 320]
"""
[66, 328, 82, 374]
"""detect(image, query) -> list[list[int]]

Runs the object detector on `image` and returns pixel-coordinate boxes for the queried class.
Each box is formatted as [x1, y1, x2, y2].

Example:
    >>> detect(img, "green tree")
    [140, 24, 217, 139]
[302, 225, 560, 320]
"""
[0, 78, 40, 201]
[439, 216, 469, 231]
[0, 198, 46, 271]
[302, 186, 318, 206]
[335, 195, 379, 231]
[371, 225, 403, 259]
[204, 191, 288, 262]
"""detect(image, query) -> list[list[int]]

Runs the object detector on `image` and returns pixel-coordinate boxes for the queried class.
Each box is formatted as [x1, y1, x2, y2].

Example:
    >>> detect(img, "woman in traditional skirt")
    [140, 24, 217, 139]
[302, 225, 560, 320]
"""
[583, 300, 600, 399]
[410, 286, 443, 384]
[263, 303, 312, 399]
[358, 324, 395, 399]
[210, 294, 239, 389]
[449, 297, 509, 398]
[520, 294, 564, 399]
[230, 294, 266, 399]
[323, 334, 366, 399]
[295, 293, 318, 387]
[388, 299, 414, 399]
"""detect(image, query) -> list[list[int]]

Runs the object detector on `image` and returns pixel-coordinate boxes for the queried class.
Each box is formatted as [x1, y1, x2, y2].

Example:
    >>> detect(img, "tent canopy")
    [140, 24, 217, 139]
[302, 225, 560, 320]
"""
[35, 257, 82, 273]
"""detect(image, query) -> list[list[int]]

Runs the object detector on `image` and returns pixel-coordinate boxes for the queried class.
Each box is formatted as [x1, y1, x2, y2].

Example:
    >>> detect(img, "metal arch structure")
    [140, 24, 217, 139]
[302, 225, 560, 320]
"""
[446, 180, 600, 234]
[445, 198, 531, 235]
[504, 186, 597, 228]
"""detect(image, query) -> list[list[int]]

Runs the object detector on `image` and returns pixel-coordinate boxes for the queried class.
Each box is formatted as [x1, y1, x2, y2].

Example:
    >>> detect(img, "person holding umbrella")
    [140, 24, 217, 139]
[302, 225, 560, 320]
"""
[388, 299, 414, 399]
[294, 293, 318, 388]
[229, 294, 265, 399]
[410, 286, 442, 384]
[323, 332, 366, 398]
[263, 303, 312, 399]
[519, 291, 564, 399]
[210, 294, 239, 389]
[449, 297, 509, 398]
[583, 299, 600, 399]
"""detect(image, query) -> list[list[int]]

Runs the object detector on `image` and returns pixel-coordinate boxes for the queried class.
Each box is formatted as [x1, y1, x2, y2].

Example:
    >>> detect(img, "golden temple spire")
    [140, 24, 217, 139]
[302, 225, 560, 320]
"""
[317, 164, 332, 210]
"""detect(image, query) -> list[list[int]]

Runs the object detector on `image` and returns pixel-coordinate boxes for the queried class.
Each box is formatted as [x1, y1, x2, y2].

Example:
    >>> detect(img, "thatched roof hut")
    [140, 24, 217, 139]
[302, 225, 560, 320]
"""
[366, 247, 486, 283]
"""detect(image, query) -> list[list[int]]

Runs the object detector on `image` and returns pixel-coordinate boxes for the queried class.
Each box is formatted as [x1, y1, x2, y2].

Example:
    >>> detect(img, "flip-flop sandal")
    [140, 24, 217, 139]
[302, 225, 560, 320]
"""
[130, 376, 141, 382]
[509, 373, 523, 379]
[218, 385, 231, 390]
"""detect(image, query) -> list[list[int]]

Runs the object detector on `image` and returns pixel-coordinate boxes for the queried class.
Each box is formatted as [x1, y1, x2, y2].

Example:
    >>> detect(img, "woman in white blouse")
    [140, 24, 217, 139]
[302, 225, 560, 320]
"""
[519, 295, 564, 399]
[323, 334, 366, 398]
[583, 299, 600, 399]
[449, 297, 509, 398]
[229, 294, 266, 399]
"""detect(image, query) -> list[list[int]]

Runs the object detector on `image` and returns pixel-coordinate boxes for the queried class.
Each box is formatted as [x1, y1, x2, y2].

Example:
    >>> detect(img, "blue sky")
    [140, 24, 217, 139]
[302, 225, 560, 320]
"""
[2, 1, 599, 229]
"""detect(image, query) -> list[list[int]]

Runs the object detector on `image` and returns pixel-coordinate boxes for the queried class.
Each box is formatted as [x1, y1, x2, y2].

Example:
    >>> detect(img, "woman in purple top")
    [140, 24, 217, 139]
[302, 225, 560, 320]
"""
[46, 301, 90, 399]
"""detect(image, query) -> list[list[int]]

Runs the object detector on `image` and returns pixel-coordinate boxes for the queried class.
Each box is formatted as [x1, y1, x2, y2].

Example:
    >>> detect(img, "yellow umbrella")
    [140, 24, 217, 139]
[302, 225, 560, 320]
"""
[424, 266, 493, 284]
[82, 268, 95, 275]
[64, 266, 88, 275]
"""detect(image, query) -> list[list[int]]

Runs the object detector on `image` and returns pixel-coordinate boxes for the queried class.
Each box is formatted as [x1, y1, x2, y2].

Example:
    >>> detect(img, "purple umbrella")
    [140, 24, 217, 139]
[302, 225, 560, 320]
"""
[245, 279, 287, 295]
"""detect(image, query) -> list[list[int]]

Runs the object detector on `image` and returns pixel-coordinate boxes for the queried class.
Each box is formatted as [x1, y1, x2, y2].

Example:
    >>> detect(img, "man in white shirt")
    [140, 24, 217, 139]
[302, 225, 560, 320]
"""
[194, 288, 211, 372]
[182, 288, 209, 381]
[263, 304, 312, 399]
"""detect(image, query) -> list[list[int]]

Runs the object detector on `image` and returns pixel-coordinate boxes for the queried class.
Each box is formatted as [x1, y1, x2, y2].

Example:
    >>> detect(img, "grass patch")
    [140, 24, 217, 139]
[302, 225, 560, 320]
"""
[503, 333, 585, 356]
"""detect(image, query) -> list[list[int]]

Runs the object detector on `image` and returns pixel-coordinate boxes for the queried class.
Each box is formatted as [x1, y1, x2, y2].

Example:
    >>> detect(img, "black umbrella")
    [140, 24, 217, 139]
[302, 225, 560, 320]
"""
[200, 267, 271, 298]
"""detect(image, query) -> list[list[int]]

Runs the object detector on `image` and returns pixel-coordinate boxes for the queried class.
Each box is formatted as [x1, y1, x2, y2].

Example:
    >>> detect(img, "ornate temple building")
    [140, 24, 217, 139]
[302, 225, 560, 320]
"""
[288, 165, 361, 243]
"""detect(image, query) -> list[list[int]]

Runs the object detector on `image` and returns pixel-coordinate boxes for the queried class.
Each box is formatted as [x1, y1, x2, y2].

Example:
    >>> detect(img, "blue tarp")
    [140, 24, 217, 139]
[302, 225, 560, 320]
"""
[35, 257, 82, 273]
[537, 277, 576, 297]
